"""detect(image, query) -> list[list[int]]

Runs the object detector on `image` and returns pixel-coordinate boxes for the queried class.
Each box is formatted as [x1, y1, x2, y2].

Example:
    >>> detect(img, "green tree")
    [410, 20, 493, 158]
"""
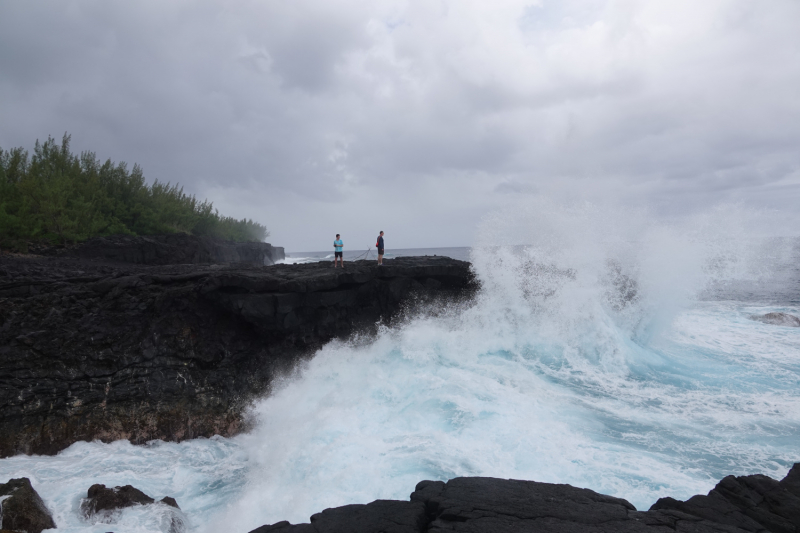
[0, 134, 269, 251]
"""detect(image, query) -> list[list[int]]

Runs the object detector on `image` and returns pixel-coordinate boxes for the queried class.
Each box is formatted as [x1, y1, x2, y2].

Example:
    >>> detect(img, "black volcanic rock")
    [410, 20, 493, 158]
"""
[412, 477, 636, 530]
[248, 465, 800, 533]
[81, 484, 154, 516]
[81, 483, 184, 532]
[0, 477, 56, 533]
[250, 500, 427, 533]
[650, 465, 800, 532]
[0, 254, 475, 457]
[81, 483, 180, 517]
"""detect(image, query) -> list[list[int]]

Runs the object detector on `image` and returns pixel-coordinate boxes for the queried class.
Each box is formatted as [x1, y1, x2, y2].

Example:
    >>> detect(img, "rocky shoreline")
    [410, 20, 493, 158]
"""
[3, 465, 799, 533]
[0, 245, 475, 457]
[247, 465, 800, 533]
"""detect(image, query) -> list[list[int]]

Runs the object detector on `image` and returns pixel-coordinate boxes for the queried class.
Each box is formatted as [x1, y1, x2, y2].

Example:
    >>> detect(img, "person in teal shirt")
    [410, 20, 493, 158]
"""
[333, 234, 344, 268]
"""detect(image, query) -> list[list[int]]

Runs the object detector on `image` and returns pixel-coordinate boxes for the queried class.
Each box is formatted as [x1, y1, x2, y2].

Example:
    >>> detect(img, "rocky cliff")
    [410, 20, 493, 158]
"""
[0, 254, 475, 457]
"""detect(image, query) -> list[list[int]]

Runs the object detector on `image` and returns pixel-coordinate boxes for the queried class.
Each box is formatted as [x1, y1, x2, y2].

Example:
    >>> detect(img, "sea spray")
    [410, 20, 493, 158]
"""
[203, 203, 799, 532]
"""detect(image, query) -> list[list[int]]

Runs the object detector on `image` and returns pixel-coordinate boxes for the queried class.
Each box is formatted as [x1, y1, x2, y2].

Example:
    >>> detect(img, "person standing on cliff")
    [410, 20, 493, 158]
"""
[333, 234, 344, 268]
[376, 231, 385, 265]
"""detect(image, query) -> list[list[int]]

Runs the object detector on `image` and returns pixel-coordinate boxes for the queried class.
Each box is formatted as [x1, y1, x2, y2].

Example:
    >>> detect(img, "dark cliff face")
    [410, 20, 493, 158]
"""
[0, 255, 475, 457]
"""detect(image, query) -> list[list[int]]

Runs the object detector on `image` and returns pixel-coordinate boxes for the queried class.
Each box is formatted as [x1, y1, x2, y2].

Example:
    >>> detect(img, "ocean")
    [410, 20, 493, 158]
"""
[1, 205, 798, 533]
[281, 246, 472, 263]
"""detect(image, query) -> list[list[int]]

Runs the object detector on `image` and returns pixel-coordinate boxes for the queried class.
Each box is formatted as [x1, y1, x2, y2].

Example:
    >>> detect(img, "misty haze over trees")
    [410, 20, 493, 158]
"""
[0, 134, 268, 250]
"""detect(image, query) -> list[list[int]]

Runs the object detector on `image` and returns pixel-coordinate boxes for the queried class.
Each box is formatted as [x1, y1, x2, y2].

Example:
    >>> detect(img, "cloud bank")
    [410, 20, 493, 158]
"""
[1, 0, 799, 250]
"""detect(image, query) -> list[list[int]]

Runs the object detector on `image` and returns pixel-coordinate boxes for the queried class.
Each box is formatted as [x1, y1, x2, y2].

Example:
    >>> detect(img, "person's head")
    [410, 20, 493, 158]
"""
[336, 234, 340, 238]
[380, 231, 384, 235]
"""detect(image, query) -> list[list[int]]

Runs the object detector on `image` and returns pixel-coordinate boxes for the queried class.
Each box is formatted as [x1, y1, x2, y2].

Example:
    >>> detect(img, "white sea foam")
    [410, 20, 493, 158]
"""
[276, 256, 320, 264]
[0, 437, 246, 532]
[1, 203, 798, 533]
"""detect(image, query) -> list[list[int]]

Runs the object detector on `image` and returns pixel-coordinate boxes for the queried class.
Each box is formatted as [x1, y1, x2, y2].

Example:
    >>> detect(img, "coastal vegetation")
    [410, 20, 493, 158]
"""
[0, 134, 268, 251]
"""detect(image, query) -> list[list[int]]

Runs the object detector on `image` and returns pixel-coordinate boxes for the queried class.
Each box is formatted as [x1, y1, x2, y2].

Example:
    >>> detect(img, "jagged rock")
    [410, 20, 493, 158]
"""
[248, 465, 800, 533]
[0, 255, 475, 457]
[411, 477, 636, 531]
[250, 500, 427, 533]
[750, 312, 800, 327]
[82, 483, 156, 516]
[0, 477, 56, 533]
[160, 496, 180, 509]
[81, 483, 184, 532]
[650, 464, 800, 532]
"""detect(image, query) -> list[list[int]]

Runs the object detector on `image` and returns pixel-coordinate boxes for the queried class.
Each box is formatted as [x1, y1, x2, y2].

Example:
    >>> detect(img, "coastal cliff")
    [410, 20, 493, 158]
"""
[0, 253, 475, 457]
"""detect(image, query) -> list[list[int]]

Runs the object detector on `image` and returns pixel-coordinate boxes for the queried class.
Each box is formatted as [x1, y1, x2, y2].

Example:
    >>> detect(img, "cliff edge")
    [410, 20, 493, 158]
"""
[0, 254, 475, 457]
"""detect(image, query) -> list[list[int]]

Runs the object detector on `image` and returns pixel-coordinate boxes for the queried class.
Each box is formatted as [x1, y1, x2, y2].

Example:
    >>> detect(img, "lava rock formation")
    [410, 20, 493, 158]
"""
[0, 253, 475, 457]
[0, 477, 56, 533]
[249, 463, 800, 533]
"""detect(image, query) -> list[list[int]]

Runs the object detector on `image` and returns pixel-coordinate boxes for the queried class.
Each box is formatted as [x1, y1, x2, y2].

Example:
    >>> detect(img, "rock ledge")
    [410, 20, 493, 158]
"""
[0, 254, 475, 457]
[249, 464, 800, 533]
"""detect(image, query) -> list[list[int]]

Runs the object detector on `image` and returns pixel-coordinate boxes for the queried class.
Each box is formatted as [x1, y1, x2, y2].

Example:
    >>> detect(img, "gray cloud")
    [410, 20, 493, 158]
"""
[1, 0, 799, 250]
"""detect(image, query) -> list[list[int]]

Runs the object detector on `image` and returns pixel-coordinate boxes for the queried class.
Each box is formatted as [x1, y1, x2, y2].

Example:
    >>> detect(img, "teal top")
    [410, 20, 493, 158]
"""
[334, 239, 343, 252]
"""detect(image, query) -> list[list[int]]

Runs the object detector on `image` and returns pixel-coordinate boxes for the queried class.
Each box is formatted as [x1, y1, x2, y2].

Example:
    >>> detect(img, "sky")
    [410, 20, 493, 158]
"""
[1, 0, 799, 251]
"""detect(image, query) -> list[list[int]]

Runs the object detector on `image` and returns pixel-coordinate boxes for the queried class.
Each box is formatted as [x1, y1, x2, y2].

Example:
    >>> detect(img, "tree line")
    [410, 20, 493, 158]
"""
[0, 134, 268, 251]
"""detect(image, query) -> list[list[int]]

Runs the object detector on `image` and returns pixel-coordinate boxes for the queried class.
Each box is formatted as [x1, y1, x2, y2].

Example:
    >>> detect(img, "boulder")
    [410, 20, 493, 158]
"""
[81, 484, 183, 532]
[750, 312, 800, 327]
[0, 477, 56, 533]
[81, 483, 180, 516]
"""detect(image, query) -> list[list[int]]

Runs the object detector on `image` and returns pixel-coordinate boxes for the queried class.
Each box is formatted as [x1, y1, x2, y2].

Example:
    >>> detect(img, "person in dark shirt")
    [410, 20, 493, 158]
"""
[376, 231, 385, 265]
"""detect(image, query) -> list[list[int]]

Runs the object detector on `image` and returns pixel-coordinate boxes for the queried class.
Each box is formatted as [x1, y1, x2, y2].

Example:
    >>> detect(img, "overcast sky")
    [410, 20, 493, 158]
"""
[1, 0, 799, 251]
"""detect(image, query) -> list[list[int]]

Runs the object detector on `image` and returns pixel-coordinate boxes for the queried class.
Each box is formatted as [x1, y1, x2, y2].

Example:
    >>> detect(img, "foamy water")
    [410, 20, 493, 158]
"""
[1, 204, 798, 533]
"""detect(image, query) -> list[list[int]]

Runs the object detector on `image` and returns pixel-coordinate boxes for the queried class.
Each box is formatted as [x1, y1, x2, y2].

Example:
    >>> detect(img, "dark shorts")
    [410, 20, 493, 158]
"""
[335, 251, 343, 258]
[378, 248, 384, 255]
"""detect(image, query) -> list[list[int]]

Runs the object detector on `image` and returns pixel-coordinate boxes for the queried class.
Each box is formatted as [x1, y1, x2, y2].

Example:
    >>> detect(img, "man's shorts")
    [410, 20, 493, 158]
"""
[335, 251, 343, 258]
[377, 248, 384, 255]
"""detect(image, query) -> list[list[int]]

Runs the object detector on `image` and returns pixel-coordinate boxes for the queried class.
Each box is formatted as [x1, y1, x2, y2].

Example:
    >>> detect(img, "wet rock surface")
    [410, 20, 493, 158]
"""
[81, 483, 180, 517]
[0, 477, 56, 533]
[0, 253, 475, 457]
[248, 464, 800, 533]
[81, 483, 184, 533]
[250, 500, 427, 533]
[750, 312, 800, 327]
